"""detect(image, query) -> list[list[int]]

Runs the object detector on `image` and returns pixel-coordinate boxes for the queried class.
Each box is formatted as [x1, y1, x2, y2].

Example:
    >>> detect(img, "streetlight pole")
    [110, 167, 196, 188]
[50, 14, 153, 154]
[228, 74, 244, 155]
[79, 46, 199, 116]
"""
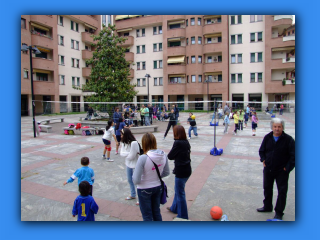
[145, 74, 151, 104]
[21, 44, 41, 138]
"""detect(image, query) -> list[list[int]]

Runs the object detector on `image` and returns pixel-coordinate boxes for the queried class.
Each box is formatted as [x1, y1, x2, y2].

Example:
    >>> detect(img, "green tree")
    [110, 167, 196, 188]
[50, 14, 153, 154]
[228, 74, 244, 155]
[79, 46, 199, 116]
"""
[80, 24, 137, 110]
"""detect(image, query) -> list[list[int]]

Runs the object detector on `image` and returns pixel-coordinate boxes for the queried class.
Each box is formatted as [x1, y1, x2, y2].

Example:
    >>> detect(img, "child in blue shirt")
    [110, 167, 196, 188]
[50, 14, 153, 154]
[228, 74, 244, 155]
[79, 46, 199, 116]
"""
[63, 157, 95, 196]
[72, 181, 99, 221]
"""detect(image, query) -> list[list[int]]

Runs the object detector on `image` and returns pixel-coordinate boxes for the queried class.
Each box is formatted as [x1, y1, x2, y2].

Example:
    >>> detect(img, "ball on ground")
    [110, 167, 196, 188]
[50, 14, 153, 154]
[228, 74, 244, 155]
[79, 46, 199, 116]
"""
[210, 206, 223, 220]
[191, 115, 196, 120]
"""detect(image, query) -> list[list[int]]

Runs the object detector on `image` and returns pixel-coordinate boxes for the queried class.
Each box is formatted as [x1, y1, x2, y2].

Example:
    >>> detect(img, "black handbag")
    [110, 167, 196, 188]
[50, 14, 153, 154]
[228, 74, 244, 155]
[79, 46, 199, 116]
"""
[137, 142, 144, 155]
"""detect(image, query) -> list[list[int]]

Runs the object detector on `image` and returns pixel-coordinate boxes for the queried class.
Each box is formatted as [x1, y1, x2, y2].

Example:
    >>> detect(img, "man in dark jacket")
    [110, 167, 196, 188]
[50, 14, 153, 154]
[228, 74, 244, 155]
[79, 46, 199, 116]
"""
[163, 109, 176, 140]
[88, 107, 94, 120]
[257, 118, 295, 220]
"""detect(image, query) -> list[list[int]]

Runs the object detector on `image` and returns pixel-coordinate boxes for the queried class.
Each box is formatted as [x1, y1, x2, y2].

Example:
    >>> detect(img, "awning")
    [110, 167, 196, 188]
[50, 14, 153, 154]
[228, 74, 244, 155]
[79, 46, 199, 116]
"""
[23, 69, 28, 72]
[169, 74, 185, 78]
[117, 28, 133, 33]
[168, 37, 181, 42]
[272, 47, 295, 52]
[31, 22, 50, 32]
[33, 69, 51, 74]
[205, 71, 222, 76]
[36, 47, 51, 53]
[204, 33, 222, 38]
[84, 23, 97, 30]
[168, 20, 184, 25]
[167, 56, 185, 64]
[203, 15, 221, 19]
[115, 15, 130, 20]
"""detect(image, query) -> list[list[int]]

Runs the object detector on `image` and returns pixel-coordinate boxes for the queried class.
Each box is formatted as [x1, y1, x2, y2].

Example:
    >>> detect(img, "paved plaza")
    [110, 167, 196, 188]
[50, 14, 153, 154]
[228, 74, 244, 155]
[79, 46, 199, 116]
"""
[21, 111, 295, 221]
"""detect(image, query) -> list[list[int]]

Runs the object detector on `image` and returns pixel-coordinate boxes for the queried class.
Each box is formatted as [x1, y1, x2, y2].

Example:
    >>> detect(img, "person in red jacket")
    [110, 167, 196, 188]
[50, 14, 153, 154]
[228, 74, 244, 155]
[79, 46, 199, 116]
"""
[257, 118, 295, 220]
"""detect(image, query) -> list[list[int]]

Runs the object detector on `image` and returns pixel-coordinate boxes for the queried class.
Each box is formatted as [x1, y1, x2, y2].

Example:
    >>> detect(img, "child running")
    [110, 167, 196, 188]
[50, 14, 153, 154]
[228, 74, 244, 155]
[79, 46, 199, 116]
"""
[63, 157, 95, 196]
[72, 181, 99, 221]
[187, 112, 198, 140]
[233, 111, 239, 135]
[102, 120, 118, 161]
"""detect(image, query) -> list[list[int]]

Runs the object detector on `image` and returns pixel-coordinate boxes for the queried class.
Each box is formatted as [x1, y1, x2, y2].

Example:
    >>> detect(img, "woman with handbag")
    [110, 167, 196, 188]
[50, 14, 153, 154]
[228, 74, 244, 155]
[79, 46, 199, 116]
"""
[120, 128, 140, 205]
[167, 125, 192, 220]
[132, 133, 170, 221]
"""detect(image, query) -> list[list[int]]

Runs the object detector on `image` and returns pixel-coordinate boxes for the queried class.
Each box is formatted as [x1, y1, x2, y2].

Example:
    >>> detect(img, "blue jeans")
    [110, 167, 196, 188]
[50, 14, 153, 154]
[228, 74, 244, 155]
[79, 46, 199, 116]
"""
[138, 185, 162, 221]
[188, 126, 198, 138]
[169, 177, 189, 219]
[144, 116, 150, 126]
[126, 167, 136, 198]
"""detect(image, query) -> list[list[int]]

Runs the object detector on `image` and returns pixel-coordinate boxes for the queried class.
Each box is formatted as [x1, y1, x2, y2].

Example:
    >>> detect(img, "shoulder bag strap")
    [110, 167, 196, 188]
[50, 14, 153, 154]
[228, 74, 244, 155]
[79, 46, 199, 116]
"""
[147, 154, 164, 187]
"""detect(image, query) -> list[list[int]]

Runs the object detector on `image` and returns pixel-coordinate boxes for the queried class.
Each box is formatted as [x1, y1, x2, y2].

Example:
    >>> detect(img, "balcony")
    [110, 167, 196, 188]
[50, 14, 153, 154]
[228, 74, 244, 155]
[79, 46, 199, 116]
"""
[203, 62, 223, 73]
[34, 80, 56, 95]
[283, 35, 295, 42]
[271, 59, 295, 69]
[82, 50, 93, 60]
[128, 69, 134, 78]
[167, 46, 186, 56]
[30, 15, 55, 28]
[125, 52, 134, 62]
[203, 24, 223, 35]
[282, 57, 295, 63]
[31, 32, 53, 48]
[167, 28, 186, 39]
[165, 15, 185, 21]
[119, 36, 134, 47]
[167, 81, 186, 95]
[32, 58, 55, 71]
[82, 67, 91, 77]
[203, 43, 223, 54]
[70, 15, 99, 29]
[115, 15, 163, 29]
[81, 32, 97, 45]
[167, 65, 186, 75]
[274, 15, 293, 21]
[270, 37, 295, 48]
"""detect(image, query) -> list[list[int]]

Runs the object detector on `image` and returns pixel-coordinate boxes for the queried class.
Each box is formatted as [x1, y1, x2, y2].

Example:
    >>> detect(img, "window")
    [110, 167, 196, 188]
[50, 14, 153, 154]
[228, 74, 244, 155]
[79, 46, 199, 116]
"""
[102, 15, 106, 25]
[142, 28, 145, 37]
[218, 36, 222, 42]
[153, 27, 157, 35]
[154, 61, 157, 69]
[136, 29, 140, 37]
[137, 79, 140, 86]
[35, 51, 47, 59]
[191, 56, 196, 63]
[258, 52, 263, 62]
[159, 43, 162, 51]
[251, 53, 255, 62]
[71, 40, 74, 49]
[23, 69, 28, 79]
[208, 56, 212, 63]
[237, 34, 242, 44]
[142, 62, 146, 70]
[231, 16, 235, 25]
[142, 45, 145, 53]
[107, 15, 112, 25]
[36, 73, 48, 81]
[137, 62, 140, 70]
[59, 16, 63, 26]
[71, 21, 78, 31]
[59, 35, 64, 45]
[136, 46, 140, 54]
[217, 17, 221, 23]
[250, 15, 255, 22]
[159, 77, 163, 86]
[72, 77, 75, 86]
[191, 37, 195, 44]
[231, 74, 236, 83]
[218, 75, 222, 82]
[59, 55, 65, 65]
[231, 35, 235, 44]
[77, 59, 80, 68]
[251, 73, 255, 82]
[238, 15, 242, 24]
[238, 54, 242, 63]
[250, 33, 255, 42]
[21, 18, 26, 29]
[198, 18, 201, 25]
[154, 78, 157, 86]
[191, 75, 196, 82]
[198, 37, 202, 44]
[231, 54, 236, 63]
[258, 32, 263, 41]
[60, 75, 65, 85]
[207, 37, 212, 43]
[159, 26, 162, 34]
[218, 55, 222, 62]
[153, 44, 157, 52]
[159, 60, 163, 68]
[142, 78, 146, 86]
[257, 15, 263, 21]
[123, 32, 129, 36]
[170, 23, 181, 29]
[76, 41, 79, 50]
[198, 56, 202, 63]
[207, 19, 211, 24]
[198, 75, 202, 82]
[238, 74, 242, 83]
[186, 38, 189, 45]
[258, 73, 263, 82]
[170, 77, 182, 83]
[191, 18, 195, 25]
[208, 75, 212, 82]
[186, 19, 188, 26]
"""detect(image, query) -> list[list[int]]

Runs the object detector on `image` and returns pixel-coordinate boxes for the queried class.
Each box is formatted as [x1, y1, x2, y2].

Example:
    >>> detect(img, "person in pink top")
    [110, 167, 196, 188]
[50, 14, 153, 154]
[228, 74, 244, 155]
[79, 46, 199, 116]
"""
[252, 112, 259, 136]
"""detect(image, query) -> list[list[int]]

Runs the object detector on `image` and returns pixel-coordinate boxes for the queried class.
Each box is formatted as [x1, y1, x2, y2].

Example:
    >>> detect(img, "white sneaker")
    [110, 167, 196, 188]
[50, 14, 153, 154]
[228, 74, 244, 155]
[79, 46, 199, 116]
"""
[102, 156, 106, 159]
[188, 137, 191, 140]
[106, 159, 114, 162]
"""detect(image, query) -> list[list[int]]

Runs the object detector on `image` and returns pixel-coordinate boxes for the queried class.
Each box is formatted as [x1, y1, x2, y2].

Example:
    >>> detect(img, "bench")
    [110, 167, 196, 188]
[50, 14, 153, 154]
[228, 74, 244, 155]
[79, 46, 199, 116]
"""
[63, 127, 97, 135]
[130, 125, 159, 134]
[39, 118, 64, 124]
[39, 125, 52, 133]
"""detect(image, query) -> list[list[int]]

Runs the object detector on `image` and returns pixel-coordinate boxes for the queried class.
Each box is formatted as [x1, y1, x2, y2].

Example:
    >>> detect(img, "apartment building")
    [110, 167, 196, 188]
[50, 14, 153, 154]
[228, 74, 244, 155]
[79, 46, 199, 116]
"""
[21, 15, 101, 116]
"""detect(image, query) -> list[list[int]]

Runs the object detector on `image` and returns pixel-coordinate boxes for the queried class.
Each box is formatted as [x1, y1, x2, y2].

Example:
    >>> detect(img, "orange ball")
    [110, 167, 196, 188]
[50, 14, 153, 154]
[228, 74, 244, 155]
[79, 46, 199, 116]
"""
[210, 206, 223, 220]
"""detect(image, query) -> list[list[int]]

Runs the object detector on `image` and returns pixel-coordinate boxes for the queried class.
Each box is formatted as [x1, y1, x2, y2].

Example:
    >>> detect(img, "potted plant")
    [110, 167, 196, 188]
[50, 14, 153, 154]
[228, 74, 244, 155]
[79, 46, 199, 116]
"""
[291, 78, 295, 84]
[282, 78, 286, 86]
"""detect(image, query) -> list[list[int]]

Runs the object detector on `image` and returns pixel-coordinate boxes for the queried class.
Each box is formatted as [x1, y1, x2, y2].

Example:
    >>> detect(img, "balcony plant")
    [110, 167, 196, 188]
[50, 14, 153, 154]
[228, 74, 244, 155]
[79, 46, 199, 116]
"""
[291, 78, 295, 84]
[282, 78, 286, 86]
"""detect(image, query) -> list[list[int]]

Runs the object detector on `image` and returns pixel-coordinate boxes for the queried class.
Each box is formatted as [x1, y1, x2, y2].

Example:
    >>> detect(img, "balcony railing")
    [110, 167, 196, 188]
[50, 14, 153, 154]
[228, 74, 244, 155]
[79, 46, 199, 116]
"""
[282, 57, 295, 63]
[283, 35, 295, 42]
[31, 30, 53, 40]
[274, 15, 293, 21]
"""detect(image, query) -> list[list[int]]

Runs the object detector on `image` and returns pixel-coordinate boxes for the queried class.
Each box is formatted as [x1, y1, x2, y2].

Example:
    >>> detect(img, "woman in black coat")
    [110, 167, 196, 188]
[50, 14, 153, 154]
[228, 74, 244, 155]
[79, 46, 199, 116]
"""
[167, 125, 192, 219]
